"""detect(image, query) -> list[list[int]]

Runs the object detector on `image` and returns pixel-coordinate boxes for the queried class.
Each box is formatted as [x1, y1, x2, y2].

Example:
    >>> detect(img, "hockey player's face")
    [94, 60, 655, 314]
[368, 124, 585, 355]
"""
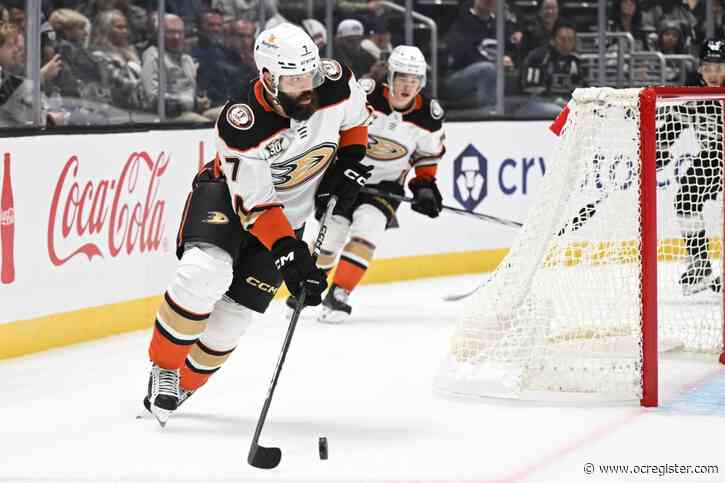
[699, 62, 725, 87]
[278, 72, 320, 121]
[391, 73, 421, 106]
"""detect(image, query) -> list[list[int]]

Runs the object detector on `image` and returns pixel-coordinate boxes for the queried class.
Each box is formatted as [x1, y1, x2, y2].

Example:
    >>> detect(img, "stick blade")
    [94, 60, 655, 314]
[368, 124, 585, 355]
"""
[248, 444, 281, 469]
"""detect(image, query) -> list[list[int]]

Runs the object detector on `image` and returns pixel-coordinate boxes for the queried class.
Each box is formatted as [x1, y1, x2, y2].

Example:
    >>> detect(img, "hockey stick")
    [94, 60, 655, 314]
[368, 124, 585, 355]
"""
[361, 187, 523, 229]
[247, 196, 337, 470]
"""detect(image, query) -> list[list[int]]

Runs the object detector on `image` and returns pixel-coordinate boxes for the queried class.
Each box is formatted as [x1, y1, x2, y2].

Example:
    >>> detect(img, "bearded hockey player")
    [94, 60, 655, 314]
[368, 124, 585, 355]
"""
[287, 45, 445, 322]
[142, 22, 372, 425]
[659, 38, 725, 295]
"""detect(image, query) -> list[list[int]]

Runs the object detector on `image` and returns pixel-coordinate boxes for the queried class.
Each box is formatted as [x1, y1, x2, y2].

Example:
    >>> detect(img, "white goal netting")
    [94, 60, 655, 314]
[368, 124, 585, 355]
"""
[436, 88, 724, 403]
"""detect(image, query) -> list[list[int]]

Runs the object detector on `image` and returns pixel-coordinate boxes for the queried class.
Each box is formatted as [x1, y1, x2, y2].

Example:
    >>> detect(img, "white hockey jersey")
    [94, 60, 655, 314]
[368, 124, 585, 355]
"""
[214, 59, 370, 248]
[358, 78, 445, 185]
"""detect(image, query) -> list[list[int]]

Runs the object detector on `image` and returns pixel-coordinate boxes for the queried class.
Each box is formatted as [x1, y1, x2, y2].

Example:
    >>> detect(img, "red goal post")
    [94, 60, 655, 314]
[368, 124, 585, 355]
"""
[641, 87, 725, 406]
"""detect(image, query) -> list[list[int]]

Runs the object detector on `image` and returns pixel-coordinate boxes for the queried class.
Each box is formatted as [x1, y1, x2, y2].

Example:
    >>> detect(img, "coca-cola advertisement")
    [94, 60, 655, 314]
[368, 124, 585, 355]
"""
[0, 131, 215, 326]
[47, 151, 169, 265]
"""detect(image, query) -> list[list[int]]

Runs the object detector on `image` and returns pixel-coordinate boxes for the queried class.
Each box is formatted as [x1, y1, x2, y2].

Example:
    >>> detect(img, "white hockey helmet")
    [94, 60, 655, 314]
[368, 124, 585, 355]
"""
[387, 45, 427, 93]
[254, 22, 324, 97]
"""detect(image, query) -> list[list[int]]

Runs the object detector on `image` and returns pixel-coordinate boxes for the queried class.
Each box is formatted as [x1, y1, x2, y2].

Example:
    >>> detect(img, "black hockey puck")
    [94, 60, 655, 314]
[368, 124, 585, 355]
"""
[318, 436, 328, 460]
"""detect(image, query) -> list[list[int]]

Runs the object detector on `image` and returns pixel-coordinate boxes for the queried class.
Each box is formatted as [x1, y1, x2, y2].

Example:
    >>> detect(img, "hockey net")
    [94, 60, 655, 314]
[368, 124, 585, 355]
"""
[435, 87, 725, 406]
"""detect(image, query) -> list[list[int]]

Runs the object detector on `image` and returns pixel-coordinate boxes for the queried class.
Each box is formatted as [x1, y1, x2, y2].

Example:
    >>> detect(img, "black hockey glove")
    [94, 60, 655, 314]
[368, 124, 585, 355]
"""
[409, 177, 443, 218]
[271, 236, 327, 306]
[317, 145, 372, 216]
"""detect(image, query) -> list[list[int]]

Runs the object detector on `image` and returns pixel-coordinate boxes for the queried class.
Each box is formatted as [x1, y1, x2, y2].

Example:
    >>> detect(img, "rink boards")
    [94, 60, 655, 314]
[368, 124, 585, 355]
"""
[0, 121, 555, 358]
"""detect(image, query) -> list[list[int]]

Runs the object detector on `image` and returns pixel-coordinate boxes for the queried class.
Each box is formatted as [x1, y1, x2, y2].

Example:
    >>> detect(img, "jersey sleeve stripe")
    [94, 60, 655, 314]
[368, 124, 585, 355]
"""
[411, 146, 446, 166]
[339, 124, 368, 148]
[249, 206, 296, 249]
[413, 164, 438, 180]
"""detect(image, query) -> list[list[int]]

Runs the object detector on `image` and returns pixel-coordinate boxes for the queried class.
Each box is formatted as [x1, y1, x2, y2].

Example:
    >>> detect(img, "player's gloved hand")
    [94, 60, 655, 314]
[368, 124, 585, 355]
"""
[409, 178, 443, 218]
[271, 236, 327, 306]
[319, 158, 373, 215]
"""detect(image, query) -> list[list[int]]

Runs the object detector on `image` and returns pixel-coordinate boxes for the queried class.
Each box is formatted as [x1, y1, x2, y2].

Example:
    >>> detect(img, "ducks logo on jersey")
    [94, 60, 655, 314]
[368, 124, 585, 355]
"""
[271, 142, 336, 190]
[367, 134, 409, 161]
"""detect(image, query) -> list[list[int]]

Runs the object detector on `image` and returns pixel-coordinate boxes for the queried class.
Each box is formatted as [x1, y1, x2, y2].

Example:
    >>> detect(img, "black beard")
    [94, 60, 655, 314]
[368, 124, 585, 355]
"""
[277, 90, 317, 121]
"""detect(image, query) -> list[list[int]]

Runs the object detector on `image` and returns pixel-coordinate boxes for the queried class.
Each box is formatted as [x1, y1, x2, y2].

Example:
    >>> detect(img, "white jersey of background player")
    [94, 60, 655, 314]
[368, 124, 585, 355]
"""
[142, 23, 372, 426]
[287, 45, 446, 322]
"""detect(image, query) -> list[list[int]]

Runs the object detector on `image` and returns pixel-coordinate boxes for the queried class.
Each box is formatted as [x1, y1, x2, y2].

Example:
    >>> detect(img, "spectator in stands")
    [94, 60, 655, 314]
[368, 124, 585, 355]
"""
[609, 0, 647, 51]
[302, 18, 326, 51]
[91, 9, 149, 114]
[142, 14, 209, 122]
[192, 8, 225, 56]
[48, 8, 117, 124]
[656, 19, 696, 83]
[196, 13, 255, 117]
[224, 17, 255, 70]
[521, 0, 559, 61]
[0, 22, 63, 126]
[334, 18, 376, 79]
[5, 0, 24, 30]
[691, 0, 724, 41]
[516, 18, 584, 117]
[444, 0, 521, 108]
[145, 0, 204, 37]
[49, 10, 102, 98]
[116, 0, 149, 49]
[642, 0, 697, 54]
[361, 16, 392, 61]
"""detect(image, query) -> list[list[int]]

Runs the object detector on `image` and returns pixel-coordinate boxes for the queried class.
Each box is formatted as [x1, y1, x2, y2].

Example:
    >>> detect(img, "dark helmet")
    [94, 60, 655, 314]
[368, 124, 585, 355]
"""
[700, 38, 725, 63]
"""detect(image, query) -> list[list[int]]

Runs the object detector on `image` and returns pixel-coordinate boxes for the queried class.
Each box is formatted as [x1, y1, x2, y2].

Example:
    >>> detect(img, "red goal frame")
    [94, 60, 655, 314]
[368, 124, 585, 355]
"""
[639, 87, 725, 407]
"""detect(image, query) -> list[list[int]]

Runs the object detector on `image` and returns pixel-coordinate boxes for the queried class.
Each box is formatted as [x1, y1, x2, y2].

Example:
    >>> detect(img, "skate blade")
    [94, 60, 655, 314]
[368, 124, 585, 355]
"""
[151, 406, 173, 427]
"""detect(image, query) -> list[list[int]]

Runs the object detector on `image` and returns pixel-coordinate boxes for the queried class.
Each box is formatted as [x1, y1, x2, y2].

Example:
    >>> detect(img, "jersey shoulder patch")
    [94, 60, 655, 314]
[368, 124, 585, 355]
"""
[225, 103, 255, 130]
[316, 59, 354, 108]
[358, 78, 376, 94]
[430, 99, 444, 120]
[216, 96, 289, 153]
[404, 95, 444, 132]
[321, 58, 343, 81]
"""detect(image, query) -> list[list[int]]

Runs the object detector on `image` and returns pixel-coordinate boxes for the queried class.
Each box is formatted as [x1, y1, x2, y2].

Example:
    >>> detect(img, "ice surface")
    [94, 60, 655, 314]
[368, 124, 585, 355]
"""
[1, 274, 723, 482]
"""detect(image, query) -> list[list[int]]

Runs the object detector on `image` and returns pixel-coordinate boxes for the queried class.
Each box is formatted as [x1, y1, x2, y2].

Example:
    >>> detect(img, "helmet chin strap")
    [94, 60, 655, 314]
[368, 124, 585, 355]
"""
[261, 71, 280, 98]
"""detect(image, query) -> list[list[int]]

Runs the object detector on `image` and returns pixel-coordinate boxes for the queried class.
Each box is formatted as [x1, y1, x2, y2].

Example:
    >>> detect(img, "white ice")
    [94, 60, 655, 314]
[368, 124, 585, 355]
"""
[1, 274, 724, 483]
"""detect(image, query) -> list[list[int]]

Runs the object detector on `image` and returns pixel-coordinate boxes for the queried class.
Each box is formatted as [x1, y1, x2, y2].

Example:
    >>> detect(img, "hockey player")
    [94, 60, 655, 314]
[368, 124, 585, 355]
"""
[659, 38, 725, 295]
[142, 22, 372, 425]
[288, 45, 445, 322]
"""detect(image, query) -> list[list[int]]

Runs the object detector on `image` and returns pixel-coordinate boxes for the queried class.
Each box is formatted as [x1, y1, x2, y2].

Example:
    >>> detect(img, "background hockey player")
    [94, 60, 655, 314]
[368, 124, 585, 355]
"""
[288, 45, 445, 323]
[142, 22, 372, 425]
[658, 38, 725, 295]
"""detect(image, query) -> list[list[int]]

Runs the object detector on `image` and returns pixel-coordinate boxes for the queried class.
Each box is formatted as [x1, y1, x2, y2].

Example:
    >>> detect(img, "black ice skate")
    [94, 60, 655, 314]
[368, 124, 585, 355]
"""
[145, 364, 181, 427]
[143, 385, 194, 417]
[318, 284, 352, 323]
[679, 258, 715, 296]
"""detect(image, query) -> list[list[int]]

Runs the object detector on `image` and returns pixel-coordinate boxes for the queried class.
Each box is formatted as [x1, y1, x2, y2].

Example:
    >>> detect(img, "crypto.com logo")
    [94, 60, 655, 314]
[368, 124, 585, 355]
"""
[453, 144, 487, 211]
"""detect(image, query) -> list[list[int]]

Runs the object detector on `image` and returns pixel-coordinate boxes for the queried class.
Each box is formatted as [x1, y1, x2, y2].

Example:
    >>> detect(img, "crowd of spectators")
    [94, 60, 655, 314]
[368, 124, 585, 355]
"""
[0, 0, 723, 127]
